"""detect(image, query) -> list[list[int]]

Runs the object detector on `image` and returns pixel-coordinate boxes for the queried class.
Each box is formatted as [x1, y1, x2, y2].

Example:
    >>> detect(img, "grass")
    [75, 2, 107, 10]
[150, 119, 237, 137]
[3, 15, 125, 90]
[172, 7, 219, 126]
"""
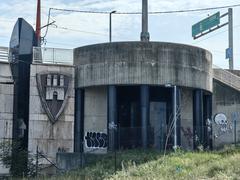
[42, 145, 240, 180]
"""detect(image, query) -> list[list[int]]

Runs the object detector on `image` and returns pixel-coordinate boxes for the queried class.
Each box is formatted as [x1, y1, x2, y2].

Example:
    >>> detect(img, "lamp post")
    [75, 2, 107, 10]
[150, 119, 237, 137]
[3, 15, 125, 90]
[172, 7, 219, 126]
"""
[109, 10, 116, 42]
[173, 85, 177, 150]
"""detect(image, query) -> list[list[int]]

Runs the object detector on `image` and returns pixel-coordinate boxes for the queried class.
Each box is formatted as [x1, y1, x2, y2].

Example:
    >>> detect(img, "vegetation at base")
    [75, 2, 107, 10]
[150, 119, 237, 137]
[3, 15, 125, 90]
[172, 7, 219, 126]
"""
[43, 145, 240, 180]
[0, 140, 36, 177]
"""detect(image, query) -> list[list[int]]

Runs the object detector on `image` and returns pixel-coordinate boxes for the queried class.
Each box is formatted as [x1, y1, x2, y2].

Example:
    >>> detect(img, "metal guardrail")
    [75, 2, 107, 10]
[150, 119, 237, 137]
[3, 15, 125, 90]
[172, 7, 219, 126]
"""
[213, 65, 240, 92]
[0, 47, 8, 61]
[33, 47, 73, 65]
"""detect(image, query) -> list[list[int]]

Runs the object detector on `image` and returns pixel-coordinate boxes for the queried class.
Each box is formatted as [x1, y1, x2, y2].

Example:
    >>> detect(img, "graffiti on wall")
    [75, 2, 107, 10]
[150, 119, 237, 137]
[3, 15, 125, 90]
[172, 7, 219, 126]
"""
[181, 127, 193, 147]
[214, 113, 232, 138]
[85, 132, 108, 149]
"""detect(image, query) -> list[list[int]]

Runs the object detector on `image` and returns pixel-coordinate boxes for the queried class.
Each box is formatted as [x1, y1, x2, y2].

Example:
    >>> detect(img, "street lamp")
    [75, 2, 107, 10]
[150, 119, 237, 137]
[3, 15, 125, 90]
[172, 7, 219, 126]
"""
[165, 84, 177, 150]
[109, 10, 117, 42]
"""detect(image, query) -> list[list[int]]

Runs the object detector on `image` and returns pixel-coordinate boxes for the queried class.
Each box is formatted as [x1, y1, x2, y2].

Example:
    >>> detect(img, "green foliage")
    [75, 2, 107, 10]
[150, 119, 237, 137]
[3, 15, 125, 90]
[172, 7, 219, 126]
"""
[0, 140, 36, 177]
[38, 146, 240, 180]
[0, 140, 12, 168]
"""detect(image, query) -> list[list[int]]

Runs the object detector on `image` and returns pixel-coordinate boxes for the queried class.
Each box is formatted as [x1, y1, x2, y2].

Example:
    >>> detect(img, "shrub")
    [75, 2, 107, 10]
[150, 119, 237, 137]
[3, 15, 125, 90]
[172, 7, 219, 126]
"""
[0, 140, 36, 177]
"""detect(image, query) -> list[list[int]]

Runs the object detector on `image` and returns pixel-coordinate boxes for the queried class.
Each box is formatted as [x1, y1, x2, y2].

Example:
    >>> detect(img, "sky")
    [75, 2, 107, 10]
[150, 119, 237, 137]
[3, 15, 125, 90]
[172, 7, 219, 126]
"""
[1, 0, 240, 69]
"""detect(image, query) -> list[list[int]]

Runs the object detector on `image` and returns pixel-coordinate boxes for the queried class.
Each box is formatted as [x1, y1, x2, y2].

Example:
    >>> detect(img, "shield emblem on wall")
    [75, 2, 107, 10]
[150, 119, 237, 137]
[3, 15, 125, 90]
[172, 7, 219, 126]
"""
[36, 72, 71, 124]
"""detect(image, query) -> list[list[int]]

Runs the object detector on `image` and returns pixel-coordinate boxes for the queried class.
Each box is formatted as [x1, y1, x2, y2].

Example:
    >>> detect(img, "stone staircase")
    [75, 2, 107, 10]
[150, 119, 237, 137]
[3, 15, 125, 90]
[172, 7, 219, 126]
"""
[213, 65, 240, 92]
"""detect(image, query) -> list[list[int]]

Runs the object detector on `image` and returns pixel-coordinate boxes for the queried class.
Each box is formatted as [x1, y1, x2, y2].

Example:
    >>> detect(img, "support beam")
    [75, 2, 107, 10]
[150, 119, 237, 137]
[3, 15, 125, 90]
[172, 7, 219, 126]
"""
[176, 87, 181, 147]
[108, 85, 117, 151]
[140, 0, 150, 41]
[74, 88, 84, 152]
[204, 95, 212, 149]
[141, 85, 149, 149]
[193, 89, 204, 149]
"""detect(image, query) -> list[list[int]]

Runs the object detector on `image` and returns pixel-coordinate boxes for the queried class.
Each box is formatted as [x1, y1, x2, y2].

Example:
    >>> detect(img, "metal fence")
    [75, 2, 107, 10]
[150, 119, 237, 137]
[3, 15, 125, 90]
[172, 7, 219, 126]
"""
[0, 47, 8, 61]
[31, 119, 240, 178]
[33, 47, 73, 65]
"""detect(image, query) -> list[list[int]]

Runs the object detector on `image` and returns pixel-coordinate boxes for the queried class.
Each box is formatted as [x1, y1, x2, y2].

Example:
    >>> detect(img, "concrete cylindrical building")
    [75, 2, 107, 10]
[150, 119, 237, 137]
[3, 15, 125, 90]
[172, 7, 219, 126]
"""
[74, 41, 212, 152]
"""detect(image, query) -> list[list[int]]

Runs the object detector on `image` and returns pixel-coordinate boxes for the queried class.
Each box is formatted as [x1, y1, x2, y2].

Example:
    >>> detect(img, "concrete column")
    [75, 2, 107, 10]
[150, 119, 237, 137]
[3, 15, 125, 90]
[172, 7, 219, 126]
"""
[130, 102, 137, 127]
[205, 95, 212, 149]
[141, 85, 149, 148]
[140, 0, 150, 41]
[74, 88, 84, 152]
[176, 87, 181, 146]
[108, 85, 117, 151]
[193, 89, 204, 149]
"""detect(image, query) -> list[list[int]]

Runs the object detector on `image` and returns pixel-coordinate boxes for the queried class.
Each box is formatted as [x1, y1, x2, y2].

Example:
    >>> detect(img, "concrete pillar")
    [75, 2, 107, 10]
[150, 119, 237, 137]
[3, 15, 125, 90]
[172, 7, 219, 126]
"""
[130, 102, 137, 128]
[204, 95, 212, 149]
[108, 85, 117, 151]
[193, 89, 204, 149]
[74, 88, 84, 152]
[176, 87, 181, 146]
[141, 85, 149, 148]
[140, 0, 150, 41]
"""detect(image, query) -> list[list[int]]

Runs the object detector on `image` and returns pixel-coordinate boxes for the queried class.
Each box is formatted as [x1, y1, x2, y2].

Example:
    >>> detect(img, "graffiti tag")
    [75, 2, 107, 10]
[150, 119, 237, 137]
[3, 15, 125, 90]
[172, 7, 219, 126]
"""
[214, 113, 232, 138]
[85, 132, 108, 149]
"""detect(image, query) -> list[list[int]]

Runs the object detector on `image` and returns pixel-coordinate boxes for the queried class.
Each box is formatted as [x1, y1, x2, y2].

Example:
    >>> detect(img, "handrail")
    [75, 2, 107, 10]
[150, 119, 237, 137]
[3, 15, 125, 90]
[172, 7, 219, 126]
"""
[0, 47, 8, 61]
[35, 146, 64, 176]
[33, 47, 73, 64]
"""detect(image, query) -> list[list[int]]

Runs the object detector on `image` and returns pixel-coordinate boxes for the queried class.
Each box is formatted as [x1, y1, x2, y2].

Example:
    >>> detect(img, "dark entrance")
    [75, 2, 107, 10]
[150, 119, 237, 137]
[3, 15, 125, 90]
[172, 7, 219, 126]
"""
[117, 86, 141, 149]
[116, 86, 173, 150]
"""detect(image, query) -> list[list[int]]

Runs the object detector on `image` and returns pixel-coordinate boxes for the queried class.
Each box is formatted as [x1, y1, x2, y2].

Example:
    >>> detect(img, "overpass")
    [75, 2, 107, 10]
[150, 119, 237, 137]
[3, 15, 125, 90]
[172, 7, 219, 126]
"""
[1, 46, 240, 91]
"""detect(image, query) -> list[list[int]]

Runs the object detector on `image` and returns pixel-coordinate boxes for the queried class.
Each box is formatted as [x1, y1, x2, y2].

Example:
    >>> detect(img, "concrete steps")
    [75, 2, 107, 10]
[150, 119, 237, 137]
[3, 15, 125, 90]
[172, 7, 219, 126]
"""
[213, 65, 240, 92]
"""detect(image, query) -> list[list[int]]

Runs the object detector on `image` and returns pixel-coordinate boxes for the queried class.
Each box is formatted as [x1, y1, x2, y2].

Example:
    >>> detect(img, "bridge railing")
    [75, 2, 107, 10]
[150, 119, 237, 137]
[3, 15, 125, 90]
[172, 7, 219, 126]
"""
[33, 47, 73, 65]
[0, 47, 8, 61]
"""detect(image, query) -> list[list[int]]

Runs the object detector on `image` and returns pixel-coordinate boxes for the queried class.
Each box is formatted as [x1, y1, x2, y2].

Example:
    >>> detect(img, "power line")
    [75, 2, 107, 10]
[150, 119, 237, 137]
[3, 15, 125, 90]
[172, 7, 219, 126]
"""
[43, 3, 240, 39]
[50, 25, 108, 37]
[49, 3, 240, 15]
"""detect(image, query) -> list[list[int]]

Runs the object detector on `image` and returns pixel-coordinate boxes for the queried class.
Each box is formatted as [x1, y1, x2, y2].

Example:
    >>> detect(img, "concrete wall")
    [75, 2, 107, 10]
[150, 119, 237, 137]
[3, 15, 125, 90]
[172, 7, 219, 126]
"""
[212, 80, 240, 148]
[180, 88, 193, 150]
[28, 63, 75, 162]
[84, 86, 107, 153]
[74, 42, 212, 92]
[0, 61, 13, 174]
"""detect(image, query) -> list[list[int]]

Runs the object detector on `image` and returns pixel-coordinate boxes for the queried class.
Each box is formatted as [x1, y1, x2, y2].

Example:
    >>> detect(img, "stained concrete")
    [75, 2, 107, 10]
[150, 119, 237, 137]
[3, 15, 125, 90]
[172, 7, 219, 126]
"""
[74, 42, 212, 92]
[180, 88, 193, 150]
[83, 86, 107, 153]
[212, 80, 240, 148]
[0, 61, 13, 174]
[28, 63, 75, 162]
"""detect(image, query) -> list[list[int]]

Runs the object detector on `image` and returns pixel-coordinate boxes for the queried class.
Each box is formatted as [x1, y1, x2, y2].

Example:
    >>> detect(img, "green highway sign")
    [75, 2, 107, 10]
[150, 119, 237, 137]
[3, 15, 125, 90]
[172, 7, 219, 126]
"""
[192, 12, 220, 37]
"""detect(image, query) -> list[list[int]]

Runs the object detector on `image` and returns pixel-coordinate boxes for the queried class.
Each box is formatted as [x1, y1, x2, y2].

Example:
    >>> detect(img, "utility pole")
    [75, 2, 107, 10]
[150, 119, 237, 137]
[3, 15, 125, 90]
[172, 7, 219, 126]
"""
[192, 9, 234, 70]
[36, 0, 41, 46]
[140, 0, 150, 41]
[228, 8, 233, 70]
